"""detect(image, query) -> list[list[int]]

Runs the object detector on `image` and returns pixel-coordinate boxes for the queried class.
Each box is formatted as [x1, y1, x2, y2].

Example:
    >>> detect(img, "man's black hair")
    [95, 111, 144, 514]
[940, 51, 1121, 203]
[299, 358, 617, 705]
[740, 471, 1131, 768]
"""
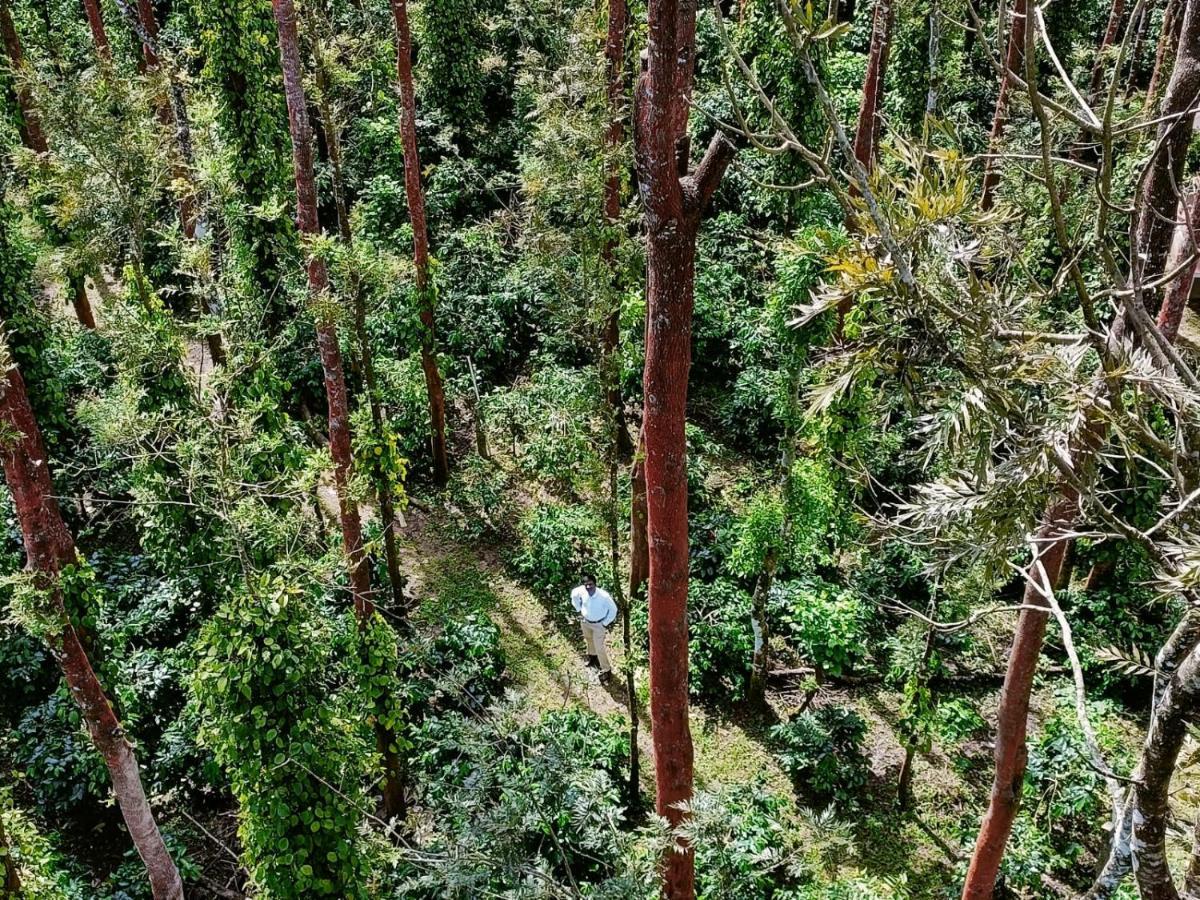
[583, 572, 597, 583]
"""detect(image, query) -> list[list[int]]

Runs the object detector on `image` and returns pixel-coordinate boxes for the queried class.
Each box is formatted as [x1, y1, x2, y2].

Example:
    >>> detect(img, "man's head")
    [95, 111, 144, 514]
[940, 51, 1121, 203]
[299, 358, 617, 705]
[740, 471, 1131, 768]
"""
[583, 574, 597, 595]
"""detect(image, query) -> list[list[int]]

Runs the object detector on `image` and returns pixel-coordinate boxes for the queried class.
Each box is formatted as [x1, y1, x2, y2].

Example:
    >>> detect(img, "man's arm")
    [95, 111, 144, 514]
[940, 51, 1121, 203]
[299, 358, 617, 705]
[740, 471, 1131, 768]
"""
[571, 587, 583, 614]
[602, 595, 618, 627]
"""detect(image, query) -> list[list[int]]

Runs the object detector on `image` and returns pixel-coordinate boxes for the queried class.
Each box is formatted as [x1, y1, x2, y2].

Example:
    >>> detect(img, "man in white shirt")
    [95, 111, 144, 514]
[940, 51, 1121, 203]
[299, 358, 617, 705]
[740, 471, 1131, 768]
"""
[571, 574, 618, 683]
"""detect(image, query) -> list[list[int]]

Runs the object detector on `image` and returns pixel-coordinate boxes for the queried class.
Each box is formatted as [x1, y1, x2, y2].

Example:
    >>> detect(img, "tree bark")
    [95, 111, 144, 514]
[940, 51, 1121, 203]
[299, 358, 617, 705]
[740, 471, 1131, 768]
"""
[70, 273, 97, 330]
[1157, 186, 1200, 342]
[1146, 0, 1183, 106]
[747, 553, 776, 705]
[852, 0, 894, 173]
[271, 0, 404, 818]
[81, 0, 110, 61]
[1132, 0, 1200, 292]
[0, 0, 48, 154]
[0, 364, 183, 900]
[635, 0, 735, 890]
[1087, 0, 1126, 101]
[961, 493, 1078, 900]
[979, 0, 1028, 211]
[390, 0, 449, 486]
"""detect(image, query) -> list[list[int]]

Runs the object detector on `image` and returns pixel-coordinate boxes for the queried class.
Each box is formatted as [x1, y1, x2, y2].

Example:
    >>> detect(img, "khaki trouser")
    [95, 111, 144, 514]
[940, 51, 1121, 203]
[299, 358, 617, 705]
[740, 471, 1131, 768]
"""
[580, 619, 611, 673]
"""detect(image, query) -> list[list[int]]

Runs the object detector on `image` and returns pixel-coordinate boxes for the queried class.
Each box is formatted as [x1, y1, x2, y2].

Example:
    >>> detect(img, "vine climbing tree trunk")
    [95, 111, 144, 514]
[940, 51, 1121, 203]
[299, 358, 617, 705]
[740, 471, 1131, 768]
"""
[391, 0, 449, 486]
[271, 0, 404, 819]
[634, 0, 735, 891]
[0, 360, 183, 900]
[978, 0, 1027, 211]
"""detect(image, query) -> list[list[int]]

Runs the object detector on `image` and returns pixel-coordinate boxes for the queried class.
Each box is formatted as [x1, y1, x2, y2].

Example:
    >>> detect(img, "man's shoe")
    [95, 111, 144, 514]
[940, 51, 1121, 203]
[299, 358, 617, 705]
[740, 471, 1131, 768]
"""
[598, 671, 612, 684]
[586, 654, 600, 669]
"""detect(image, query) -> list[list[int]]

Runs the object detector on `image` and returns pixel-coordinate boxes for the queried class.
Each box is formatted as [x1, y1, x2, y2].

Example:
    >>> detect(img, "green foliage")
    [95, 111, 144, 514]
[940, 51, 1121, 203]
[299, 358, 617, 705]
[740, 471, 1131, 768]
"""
[511, 502, 603, 600]
[417, 0, 487, 144]
[772, 705, 870, 810]
[194, 575, 374, 898]
[688, 579, 755, 699]
[771, 578, 869, 677]
[444, 454, 512, 540]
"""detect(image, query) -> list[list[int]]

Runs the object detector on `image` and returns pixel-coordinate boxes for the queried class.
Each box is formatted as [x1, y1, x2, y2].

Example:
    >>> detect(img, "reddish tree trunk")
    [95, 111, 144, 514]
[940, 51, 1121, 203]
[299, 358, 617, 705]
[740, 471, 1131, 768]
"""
[81, 0, 110, 61]
[979, 0, 1028, 211]
[961, 494, 1078, 900]
[70, 274, 97, 330]
[135, 0, 159, 68]
[1146, 0, 1183, 105]
[1087, 0, 1126, 100]
[635, 0, 734, 892]
[1157, 187, 1200, 342]
[1133, 0, 1200, 288]
[271, 0, 404, 819]
[852, 0, 894, 173]
[0, 0, 48, 154]
[390, 0, 449, 486]
[602, 0, 634, 456]
[0, 365, 182, 900]
[630, 429, 649, 601]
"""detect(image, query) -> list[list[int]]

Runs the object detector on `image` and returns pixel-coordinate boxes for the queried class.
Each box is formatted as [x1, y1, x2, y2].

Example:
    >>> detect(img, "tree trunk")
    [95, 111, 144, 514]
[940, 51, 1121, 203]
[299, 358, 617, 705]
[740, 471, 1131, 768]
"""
[70, 273, 97, 330]
[0, 364, 183, 900]
[0, 0, 48, 154]
[961, 493, 1078, 900]
[1125, 0, 1158, 94]
[852, 0, 894, 173]
[1132, 0, 1200, 291]
[271, 0, 404, 818]
[391, 0, 449, 486]
[310, 14, 406, 614]
[1185, 813, 1200, 899]
[1157, 186, 1200, 342]
[1131, 637, 1200, 900]
[81, 0, 110, 61]
[635, 0, 734, 890]
[1087, 0, 1126, 101]
[1146, 0, 1183, 106]
[979, 0, 1028, 211]
[602, 0, 634, 457]
[630, 429, 649, 601]
[747, 554, 776, 705]
[0, 804, 19, 896]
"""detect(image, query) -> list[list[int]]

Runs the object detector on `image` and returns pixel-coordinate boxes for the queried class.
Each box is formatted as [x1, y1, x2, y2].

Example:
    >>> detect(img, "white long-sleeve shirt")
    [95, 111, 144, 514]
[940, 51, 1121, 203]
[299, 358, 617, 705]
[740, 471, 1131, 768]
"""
[571, 585, 617, 627]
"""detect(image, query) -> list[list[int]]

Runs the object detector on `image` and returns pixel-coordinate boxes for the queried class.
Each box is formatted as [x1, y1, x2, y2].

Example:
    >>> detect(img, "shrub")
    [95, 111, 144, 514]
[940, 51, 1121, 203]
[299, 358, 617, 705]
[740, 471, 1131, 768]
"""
[511, 503, 603, 600]
[689, 580, 755, 700]
[771, 578, 869, 677]
[772, 705, 869, 809]
[444, 455, 512, 540]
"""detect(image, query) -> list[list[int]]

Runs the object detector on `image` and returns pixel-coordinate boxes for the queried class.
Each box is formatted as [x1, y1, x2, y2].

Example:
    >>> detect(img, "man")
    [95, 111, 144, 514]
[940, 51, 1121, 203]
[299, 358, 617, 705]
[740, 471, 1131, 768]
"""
[571, 574, 617, 684]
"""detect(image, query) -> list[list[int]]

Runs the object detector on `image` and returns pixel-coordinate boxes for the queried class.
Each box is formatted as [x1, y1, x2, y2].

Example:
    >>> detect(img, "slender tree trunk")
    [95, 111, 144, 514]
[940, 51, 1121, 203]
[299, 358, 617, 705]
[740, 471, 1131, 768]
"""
[1087, 0, 1127, 101]
[1185, 814, 1200, 898]
[602, 0, 634, 456]
[81, 0, 110, 61]
[1146, 0, 1183, 106]
[1132, 0, 1200, 290]
[0, 0, 48, 154]
[747, 553, 776, 704]
[898, 606, 938, 808]
[70, 273, 97, 330]
[310, 18, 406, 614]
[1125, 0, 1157, 94]
[0, 364, 183, 900]
[390, 0, 449, 486]
[979, 0, 1027, 211]
[1157, 186, 1200, 342]
[925, 0, 941, 119]
[271, 0, 404, 819]
[852, 0, 894, 173]
[630, 429, 649, 601]
[635, 0, 735, 890]
[961, 493, 1078, 900]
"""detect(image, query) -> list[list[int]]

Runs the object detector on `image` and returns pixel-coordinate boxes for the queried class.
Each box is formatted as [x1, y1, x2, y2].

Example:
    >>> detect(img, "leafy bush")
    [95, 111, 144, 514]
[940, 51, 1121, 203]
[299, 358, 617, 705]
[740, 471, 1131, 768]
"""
[511, 502, 603, 600]
[689, 580, 755, 699]
[772, 705, 869, 809]
[771, 578, 869, 677]
[444, 455, 513, 540]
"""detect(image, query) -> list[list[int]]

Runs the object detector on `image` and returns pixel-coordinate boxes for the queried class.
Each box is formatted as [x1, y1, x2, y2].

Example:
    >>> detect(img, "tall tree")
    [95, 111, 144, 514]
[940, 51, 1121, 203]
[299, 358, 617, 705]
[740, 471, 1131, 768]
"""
[1146, 0, 1183, 104]
[634, 0, 735, 893]
[390, 0, 449, 486]
[270, 0, 404, 818]
[81, 0, 111, 62]
[964, 4, 1200, 895]
[0, 0, 46, 155]
[852, 0, 894, 172]
[978, 0, 1027, 211]
[0, 351, 183, 900]
[1087, 0, 1126, 101]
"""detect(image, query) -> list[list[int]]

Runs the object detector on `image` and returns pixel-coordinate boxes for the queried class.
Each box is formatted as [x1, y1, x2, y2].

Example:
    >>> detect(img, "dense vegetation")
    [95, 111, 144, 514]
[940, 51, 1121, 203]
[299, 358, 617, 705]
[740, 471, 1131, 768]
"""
[1, 0, 1199, 897]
